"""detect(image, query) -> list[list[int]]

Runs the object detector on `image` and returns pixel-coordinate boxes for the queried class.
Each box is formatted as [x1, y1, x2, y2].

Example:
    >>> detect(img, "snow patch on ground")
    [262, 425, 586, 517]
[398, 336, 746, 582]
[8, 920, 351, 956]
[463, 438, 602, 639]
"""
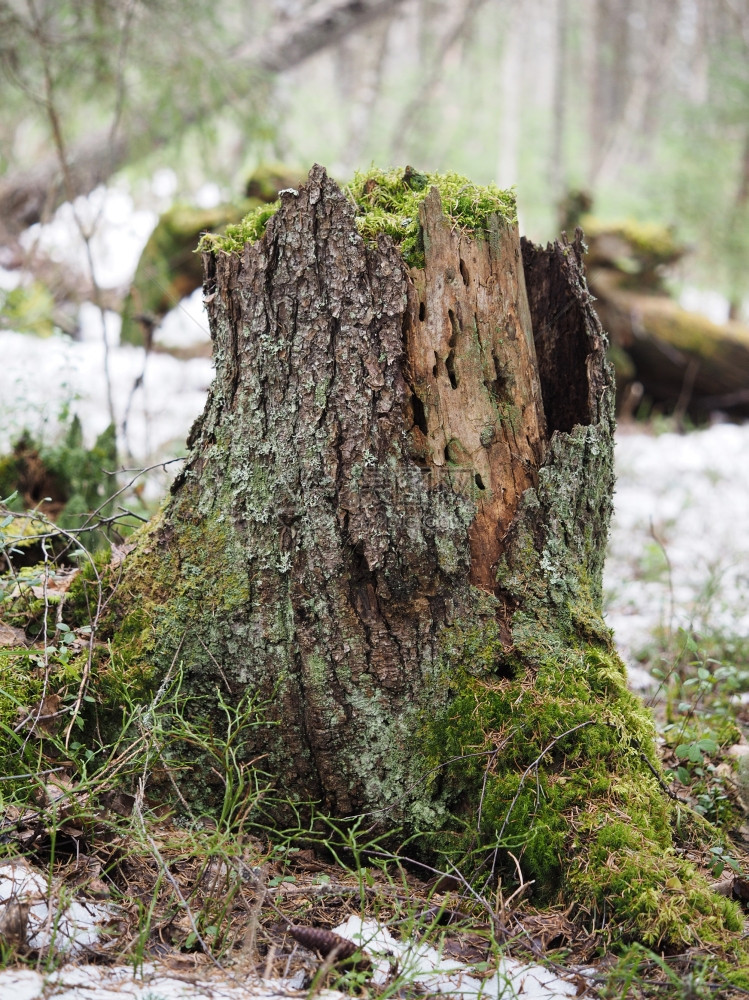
[0, 861, 115, 956]
[0, 910, 587, 1000]
[3, 181, 214, 464]
[334, 916, 586, 999]
[678, 287, 731, 325]
[0, 964, 344, 1000]
[2, 326, 212, 463]
[157, 287, 212, 348]
[605, 422, 749, 675]
[19, 186, 157, 290]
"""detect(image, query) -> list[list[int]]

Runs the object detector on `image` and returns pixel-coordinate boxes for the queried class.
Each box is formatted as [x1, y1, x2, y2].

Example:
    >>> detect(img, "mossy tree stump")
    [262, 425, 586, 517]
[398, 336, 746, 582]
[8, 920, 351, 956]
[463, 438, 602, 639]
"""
[112, 165, 740, 946]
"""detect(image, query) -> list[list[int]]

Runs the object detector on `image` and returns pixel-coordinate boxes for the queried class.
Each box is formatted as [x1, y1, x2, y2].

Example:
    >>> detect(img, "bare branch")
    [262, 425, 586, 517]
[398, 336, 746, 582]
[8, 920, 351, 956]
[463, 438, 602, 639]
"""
[0, 0, 409, 238]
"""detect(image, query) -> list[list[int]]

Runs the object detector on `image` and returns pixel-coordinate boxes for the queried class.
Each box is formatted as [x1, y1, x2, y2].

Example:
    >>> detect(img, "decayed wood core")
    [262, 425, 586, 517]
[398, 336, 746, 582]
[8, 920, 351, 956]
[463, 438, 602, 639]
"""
[404, 188, 547, 592]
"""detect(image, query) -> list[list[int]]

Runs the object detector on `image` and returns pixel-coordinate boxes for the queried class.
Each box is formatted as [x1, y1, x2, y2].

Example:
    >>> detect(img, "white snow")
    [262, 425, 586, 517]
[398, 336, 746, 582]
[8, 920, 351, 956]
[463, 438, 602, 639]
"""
[19, 186, 157, 290]
[1, 326, 212, 463]
[605, 422, 749, 678]
[0, 861, 115, 956]
[151, 168, 179, 201]
[678, 287, 731, 325]
[3, 181, 212, 465]
[333, 916, 584, 999]
[0, 965, 343, 1000]
[157, 287, 212, 348]
[0, 905, 585, 1000]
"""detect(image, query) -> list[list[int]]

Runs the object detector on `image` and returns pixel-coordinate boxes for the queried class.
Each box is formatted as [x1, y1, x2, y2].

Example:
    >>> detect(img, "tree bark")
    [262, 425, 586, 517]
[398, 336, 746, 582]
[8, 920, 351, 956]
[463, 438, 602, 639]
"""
[105, 166, 736, 944]
[118, 166, 598, 828]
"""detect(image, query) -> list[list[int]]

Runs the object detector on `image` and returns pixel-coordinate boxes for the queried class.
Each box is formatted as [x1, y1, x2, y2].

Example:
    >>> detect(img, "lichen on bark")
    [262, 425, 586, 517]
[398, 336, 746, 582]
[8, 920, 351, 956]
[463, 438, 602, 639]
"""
[102, 164, 740, 947]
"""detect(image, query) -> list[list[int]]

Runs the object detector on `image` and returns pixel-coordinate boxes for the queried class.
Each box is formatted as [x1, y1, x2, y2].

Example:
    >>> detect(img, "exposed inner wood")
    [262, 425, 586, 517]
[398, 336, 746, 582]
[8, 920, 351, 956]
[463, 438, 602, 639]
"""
[403, 188, 547, 592]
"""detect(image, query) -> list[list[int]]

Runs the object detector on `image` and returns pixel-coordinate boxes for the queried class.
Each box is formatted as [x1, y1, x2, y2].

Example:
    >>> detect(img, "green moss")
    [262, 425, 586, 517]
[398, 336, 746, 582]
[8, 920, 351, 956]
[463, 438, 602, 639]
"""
[348, 167, 517, 268]
[645, 307, 731, 359]
[0, 647, 46, 792]
[723, 964, 749, 989]
[244, 163, 306, 202]
[584, 217, 684, 288]
[589, 218, 682, 264]
[199, 166, 517, 266]
[198, 201, 280, 255]
[415, 590, 742, 949]
[0, 648, 43, 729]
[95, 484, 254, 712]
[0, 639, 88, 792]
[121, 202, 255, 343]
[0, 280, 57, 337]
[0, 418, 117, 552]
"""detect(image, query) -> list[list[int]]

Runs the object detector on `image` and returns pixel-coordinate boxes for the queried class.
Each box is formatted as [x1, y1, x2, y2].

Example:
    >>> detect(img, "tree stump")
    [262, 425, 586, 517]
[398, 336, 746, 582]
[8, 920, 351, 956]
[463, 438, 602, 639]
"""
[108, 166, 738, 945]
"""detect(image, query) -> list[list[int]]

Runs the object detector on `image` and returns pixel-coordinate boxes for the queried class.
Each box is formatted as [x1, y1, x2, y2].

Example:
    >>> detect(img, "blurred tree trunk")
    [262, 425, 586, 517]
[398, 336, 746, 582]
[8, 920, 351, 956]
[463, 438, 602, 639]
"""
[551, 0, 568, 212]
[728, 129, 749, 321]
[580, 221, 749, 419]
[591, 268, 749, 418]
[0, 0, 408, 239]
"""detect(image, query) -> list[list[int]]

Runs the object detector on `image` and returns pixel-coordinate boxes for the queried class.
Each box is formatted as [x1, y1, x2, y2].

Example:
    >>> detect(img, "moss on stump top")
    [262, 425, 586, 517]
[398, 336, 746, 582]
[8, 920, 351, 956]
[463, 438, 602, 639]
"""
[198, 166, 517, 266]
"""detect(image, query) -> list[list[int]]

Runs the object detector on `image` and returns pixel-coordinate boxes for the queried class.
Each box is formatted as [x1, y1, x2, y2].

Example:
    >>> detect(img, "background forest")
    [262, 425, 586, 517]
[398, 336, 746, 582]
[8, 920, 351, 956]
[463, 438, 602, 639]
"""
[2, 0, 749, 312]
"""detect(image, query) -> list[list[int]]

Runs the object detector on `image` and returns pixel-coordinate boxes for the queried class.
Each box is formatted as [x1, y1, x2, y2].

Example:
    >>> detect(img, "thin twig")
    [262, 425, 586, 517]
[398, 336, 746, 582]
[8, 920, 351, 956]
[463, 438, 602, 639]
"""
[0, 766, 67, 782]
[639, 752, 689, 804]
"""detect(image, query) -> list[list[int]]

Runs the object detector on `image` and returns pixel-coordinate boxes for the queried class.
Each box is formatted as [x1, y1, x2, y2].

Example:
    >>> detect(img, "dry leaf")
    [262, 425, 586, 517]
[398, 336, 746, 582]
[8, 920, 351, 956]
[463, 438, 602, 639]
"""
[22, 693, 64, 736]
[100, 789, 136, 816]
[733, 876, 749, 902]
[29, 570, 79, 598]
[710, 877, 735, 898]
[0, 624, 26, 648]
[0, 899, 29, 948]
[110, 543, 136, 567]
[34, 772, 76, 813]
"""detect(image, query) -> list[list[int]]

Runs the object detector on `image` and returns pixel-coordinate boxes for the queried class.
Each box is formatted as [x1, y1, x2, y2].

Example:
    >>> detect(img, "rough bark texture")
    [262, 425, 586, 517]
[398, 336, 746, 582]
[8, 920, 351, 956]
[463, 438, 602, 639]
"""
[406, 187, 546, 591]
[116, 166, 612, 821]
[104, 166, 741, 944]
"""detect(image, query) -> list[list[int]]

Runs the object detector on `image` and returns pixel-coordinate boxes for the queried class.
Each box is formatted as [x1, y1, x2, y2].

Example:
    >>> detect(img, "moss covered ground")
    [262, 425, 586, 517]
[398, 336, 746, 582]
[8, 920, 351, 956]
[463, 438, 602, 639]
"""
[420, 606, 744, 949]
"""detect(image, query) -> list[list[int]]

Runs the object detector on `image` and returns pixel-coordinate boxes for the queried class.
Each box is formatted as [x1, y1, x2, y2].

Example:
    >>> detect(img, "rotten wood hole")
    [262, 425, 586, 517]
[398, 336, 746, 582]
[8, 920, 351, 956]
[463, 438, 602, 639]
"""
[403, 188, 592, 592]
